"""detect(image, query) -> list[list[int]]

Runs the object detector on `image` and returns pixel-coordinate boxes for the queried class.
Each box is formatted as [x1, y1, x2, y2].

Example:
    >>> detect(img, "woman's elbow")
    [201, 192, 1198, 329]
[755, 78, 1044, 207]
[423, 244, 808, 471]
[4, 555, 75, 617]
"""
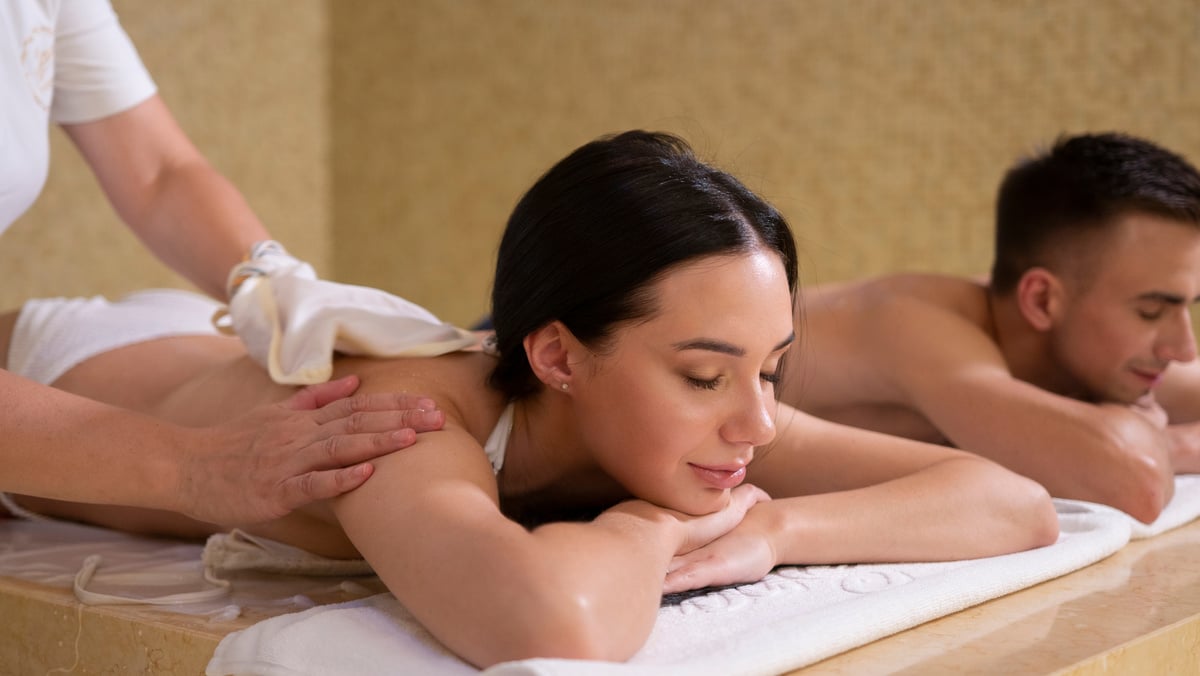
[475, 590, 643, 666]
[1013, 475, 1060, 549]
[974, 462, 1058, 551]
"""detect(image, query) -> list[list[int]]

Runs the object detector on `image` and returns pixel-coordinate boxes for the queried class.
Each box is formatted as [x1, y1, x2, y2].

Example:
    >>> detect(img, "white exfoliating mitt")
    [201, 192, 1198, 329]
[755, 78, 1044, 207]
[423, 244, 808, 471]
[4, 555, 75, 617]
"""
[216, 241, 475, 385]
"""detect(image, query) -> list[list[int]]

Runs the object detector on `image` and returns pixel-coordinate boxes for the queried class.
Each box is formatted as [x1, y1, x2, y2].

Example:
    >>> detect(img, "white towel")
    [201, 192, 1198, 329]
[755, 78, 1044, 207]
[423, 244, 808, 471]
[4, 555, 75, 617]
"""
[205, 500, 1132, 676]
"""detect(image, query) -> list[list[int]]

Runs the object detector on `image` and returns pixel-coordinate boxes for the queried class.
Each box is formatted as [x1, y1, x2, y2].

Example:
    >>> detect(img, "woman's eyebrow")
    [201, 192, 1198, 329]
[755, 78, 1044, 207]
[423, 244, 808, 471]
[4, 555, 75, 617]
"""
[672, 332, 795, 357]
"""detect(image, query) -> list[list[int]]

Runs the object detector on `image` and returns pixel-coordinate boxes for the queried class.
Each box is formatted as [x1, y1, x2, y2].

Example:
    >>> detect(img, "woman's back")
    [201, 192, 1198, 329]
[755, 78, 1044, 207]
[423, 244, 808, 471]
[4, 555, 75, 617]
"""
[28, 332, 512, 558]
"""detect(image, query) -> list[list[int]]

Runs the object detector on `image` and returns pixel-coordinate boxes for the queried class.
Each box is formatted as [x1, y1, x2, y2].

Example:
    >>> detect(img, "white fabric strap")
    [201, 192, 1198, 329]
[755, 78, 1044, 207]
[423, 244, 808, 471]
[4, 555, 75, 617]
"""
[73, 554, 231, 606]
[0, 493, 51, 521]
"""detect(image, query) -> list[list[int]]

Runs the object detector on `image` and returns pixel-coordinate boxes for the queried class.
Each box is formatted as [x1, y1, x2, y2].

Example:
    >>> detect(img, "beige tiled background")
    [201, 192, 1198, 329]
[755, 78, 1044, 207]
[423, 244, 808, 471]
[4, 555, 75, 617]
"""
[4, 0, 1198, 327]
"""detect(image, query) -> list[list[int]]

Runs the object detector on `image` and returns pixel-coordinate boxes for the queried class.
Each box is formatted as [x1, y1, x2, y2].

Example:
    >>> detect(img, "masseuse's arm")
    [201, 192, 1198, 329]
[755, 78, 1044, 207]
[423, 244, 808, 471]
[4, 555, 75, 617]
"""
[52, 96, 450, 517]
[665, 404, 1058, 593]
[0, 368, 440, 524]
[333, 420, 762, 668]
[880, 297, 1175, 523]
[62, 94, 266, 300]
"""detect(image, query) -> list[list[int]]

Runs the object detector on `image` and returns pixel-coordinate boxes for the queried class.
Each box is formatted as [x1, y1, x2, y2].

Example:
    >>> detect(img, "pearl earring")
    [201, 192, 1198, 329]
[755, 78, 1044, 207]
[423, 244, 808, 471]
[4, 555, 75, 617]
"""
[560, 382, 569, 391]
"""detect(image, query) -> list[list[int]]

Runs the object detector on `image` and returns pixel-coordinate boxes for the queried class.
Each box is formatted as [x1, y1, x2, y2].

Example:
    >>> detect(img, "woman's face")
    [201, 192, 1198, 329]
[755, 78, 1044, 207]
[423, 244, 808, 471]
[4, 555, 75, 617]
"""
[569, 249, 795, 515]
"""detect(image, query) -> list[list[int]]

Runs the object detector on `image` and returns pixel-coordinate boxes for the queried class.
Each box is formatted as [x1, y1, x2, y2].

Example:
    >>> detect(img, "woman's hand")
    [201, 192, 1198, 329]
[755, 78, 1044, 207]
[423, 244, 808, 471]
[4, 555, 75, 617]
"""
[664, 500, 779, 594]
[178, 375, 444, 525]
[673, 484, 772, 555]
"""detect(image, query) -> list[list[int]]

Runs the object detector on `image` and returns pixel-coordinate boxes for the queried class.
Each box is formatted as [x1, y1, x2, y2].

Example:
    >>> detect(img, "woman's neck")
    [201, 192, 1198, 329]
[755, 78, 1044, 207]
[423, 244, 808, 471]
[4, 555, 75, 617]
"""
[496, 393, 628, 524]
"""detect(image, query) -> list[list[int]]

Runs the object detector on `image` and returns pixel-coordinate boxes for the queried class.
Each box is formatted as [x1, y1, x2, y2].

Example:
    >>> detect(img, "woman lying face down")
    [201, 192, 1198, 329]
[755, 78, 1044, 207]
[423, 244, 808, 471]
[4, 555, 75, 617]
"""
[0, 131, 1059, 668]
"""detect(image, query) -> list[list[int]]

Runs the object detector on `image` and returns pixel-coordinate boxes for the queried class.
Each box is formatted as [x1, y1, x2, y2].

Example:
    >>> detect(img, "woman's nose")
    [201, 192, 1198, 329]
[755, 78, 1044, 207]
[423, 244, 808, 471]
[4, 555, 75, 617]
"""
[724, 385, 777, 448]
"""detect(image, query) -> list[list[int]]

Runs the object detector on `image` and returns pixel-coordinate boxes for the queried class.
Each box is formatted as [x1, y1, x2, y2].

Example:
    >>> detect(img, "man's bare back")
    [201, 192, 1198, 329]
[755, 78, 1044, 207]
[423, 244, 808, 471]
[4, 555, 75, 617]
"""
[782, 273, 994, 446]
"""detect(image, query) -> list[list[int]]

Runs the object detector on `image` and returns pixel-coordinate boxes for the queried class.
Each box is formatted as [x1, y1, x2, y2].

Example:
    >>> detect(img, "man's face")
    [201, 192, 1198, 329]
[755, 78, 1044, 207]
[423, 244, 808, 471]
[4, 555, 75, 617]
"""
[1050, 212, 1200, 403]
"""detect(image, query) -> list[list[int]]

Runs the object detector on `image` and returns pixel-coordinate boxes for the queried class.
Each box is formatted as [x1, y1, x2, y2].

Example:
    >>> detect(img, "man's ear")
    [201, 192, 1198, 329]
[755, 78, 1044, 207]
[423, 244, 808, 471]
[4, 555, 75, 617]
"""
[523, 321, 579, 392]
[1016, 267, 1064, 332]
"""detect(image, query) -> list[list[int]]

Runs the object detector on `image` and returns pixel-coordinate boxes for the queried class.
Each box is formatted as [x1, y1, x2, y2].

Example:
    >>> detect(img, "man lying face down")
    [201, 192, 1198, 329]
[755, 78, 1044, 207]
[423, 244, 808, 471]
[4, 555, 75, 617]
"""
[782, 132, 1200, 523]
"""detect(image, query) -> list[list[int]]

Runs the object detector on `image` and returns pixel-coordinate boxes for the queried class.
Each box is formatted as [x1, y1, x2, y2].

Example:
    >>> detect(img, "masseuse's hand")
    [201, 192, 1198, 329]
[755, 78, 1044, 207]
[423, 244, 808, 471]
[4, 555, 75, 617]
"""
[664, 499, 778, 594]
[179, 375, 442, 525]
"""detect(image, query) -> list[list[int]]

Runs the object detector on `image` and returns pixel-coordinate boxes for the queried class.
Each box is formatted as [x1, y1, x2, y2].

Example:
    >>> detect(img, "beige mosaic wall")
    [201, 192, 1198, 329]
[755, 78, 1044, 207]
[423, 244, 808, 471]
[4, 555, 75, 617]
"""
[4, 1, 1199, 329]
[0, 1, 328, 309]
[331, 0, 1200, 326]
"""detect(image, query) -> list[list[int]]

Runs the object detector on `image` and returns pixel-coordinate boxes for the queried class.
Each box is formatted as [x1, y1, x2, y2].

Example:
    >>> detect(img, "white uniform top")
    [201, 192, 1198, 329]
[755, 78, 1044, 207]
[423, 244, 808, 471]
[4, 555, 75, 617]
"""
[0, 0, 156, 233]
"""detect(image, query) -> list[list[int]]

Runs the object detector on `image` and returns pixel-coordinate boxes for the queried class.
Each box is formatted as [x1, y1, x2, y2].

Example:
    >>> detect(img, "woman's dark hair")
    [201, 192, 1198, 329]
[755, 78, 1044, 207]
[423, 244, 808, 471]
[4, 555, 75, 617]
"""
[991, 132, 1200, 295]
[488, 130, 798, 400]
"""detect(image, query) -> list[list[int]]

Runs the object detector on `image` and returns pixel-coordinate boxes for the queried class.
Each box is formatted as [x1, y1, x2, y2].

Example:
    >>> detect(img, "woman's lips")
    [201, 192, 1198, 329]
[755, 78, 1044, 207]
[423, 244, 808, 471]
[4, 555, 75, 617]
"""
[689, 463, 747, 490]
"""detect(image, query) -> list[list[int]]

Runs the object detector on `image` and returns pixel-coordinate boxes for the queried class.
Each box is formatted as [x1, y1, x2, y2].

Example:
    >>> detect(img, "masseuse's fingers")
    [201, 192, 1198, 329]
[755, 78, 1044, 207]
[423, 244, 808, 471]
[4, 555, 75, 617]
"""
[179, 377, 442, 525]
[296, 375, 447, 432]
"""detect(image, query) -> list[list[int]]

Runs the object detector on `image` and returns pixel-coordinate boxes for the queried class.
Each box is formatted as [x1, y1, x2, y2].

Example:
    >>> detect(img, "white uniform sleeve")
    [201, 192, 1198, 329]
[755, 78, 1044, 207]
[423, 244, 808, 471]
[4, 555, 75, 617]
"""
[50, 0, 156, 124]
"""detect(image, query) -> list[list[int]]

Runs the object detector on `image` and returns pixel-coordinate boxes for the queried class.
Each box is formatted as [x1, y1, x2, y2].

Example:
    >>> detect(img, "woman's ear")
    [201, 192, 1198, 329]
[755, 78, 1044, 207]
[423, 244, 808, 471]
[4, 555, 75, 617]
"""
[523, 321, 579, 392]
[1016, 267, 1064, 332]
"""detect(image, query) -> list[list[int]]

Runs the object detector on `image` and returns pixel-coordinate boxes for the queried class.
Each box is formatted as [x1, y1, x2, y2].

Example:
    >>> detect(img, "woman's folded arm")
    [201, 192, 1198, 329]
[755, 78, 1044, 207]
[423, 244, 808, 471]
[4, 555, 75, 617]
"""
[332, 424, 762, 667]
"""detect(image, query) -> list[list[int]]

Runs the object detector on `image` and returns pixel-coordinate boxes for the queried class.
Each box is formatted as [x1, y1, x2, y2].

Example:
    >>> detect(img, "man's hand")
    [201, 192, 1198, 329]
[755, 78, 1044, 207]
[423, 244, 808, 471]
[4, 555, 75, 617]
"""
[1131, 394, 1170, 429]
[178, 375, 443, 525]
[664, 500, 778, 594]
[1166, 422, 1200, 473]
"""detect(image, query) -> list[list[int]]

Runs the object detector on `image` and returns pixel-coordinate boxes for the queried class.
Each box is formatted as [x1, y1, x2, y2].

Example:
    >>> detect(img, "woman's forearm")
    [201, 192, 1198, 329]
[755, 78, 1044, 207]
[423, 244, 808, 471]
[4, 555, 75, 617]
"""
[770, 457, 1058, 565]
[517, 505, 685, 659]
[363, 495, 685, 668]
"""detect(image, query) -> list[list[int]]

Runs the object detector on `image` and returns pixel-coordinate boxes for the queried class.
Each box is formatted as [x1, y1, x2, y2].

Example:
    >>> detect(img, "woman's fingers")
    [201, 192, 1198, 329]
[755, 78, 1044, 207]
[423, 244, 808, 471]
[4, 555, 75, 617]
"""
[664, 505, 777, 594]
[677, 484, 770, 553]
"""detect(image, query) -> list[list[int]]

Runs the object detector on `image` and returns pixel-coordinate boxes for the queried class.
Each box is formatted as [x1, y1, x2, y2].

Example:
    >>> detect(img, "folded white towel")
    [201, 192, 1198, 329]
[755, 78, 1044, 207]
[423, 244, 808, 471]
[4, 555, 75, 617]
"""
[206, 500, 1132, 676]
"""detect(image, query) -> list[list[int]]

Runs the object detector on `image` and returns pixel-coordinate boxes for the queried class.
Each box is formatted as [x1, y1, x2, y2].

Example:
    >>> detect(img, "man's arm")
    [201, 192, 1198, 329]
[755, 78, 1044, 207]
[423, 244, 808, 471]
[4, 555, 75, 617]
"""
[1152, 360, 1200, 472]
[879, 298, 1174, 523]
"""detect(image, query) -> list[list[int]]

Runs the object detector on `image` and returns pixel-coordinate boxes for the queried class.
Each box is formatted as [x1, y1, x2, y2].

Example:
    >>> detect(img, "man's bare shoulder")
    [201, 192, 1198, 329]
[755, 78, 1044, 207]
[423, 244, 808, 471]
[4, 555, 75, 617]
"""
[786, 273, 1005, 416]
[802, 272, 992, 336]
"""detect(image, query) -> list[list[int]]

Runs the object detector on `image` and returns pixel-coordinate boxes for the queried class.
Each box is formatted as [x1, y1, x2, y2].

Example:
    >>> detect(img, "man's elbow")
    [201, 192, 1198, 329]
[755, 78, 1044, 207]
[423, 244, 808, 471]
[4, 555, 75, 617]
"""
[1112, 489, 1167, 525]
[1113, 456, 1171, 524]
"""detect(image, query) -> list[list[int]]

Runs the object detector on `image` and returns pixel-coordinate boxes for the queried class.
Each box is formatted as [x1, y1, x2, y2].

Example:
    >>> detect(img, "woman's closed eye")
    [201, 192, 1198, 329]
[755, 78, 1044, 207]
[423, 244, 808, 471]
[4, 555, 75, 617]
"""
[685, 370, 780, 390]
[686, 374, 723, 391]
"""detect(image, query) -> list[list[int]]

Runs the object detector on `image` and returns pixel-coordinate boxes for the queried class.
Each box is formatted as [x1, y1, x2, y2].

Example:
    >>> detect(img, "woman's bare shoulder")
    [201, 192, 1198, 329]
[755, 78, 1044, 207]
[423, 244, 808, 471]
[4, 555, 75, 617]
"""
[333, 351, 507, 445]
